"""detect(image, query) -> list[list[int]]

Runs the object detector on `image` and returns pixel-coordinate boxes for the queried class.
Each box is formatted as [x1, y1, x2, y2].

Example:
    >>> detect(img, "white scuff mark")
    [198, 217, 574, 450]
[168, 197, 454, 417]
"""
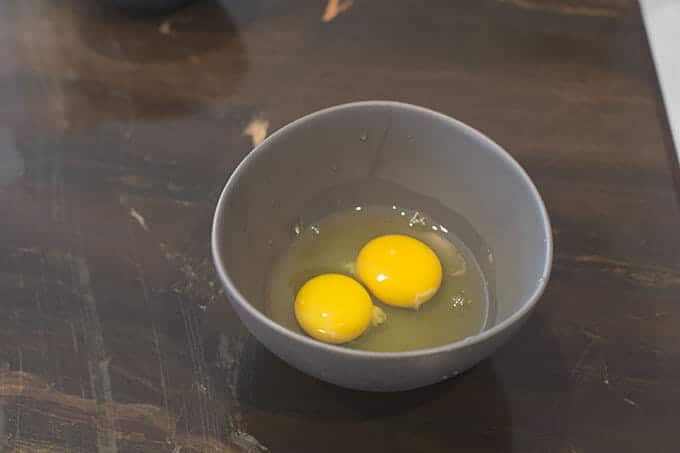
[159, 241, 268, 449]
[218, 333, 268, 452]
[322, 0, 354, 22]
[233, 431, 269, 452]
[109, 90, 136, 141]
[159, 20, 172, 35]
[74, 256, 119, 453]
[159, 242, 222, 307]
[129, 208, 150, 232]
[0, 398, 6, 453]
[243, 117, 269, 147]
[0, 128, 24, 187]
[570, 338, 595, 380]
[624, 397, 637, 406]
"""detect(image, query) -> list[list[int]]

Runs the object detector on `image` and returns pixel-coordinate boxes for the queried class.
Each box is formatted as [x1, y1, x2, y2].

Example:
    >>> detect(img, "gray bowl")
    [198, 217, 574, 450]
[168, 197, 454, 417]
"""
[212, 101, 552, 392]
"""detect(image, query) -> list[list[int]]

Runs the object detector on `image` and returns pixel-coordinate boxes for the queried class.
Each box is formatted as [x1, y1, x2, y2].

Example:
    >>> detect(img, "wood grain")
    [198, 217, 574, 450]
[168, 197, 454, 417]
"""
[0, 0, 678, 451]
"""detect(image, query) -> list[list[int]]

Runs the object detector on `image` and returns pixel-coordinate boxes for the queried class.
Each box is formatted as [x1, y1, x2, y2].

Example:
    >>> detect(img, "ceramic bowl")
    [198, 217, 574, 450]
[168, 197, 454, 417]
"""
[212, 101, 552, 391]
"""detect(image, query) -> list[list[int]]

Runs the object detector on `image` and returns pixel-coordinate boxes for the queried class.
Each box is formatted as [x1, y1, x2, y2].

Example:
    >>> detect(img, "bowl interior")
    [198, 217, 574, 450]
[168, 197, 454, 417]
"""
[214, 102, 551, 336]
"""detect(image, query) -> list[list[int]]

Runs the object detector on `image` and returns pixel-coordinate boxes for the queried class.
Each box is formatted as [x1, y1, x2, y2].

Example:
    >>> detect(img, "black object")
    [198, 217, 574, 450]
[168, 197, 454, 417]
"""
[110, 0, 193, 15]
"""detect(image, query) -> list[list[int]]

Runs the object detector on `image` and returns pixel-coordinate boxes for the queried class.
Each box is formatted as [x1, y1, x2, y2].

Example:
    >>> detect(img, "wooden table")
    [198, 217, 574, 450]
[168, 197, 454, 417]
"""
[1, 0, 678, 451]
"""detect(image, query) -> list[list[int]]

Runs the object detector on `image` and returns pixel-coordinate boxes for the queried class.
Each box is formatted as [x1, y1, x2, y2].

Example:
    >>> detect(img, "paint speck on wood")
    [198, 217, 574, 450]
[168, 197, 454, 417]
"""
[322, 0, 354, 22]
[243, 118, 270, 147]
[129, 208, 150, 232]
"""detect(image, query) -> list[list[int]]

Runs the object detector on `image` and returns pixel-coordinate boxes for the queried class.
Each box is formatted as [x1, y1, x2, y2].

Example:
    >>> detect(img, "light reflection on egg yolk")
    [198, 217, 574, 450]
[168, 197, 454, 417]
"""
[294, 274, 373, 344]
[357, 234, 442, 309]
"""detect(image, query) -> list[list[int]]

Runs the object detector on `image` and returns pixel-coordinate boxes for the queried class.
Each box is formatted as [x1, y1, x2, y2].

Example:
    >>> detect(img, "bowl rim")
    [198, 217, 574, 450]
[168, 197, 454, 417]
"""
[211, 100, 553, 359]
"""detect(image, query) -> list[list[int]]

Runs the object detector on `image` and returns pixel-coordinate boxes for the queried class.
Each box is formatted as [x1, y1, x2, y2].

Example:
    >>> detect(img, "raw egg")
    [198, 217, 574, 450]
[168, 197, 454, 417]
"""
[357, 234, 442, 309]
[294, 273, 373, 344]
[267, 204, 488, 352]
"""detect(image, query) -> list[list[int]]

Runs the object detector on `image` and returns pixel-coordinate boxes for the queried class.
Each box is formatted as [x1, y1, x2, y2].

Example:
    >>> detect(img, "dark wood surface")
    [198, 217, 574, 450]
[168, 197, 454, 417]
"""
[1, 0, 679, 451]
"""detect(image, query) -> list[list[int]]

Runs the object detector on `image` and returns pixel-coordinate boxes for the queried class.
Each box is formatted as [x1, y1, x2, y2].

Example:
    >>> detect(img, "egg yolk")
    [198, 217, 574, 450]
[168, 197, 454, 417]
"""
[357, 234, 442, 309]
[294, 273, 373, 344]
